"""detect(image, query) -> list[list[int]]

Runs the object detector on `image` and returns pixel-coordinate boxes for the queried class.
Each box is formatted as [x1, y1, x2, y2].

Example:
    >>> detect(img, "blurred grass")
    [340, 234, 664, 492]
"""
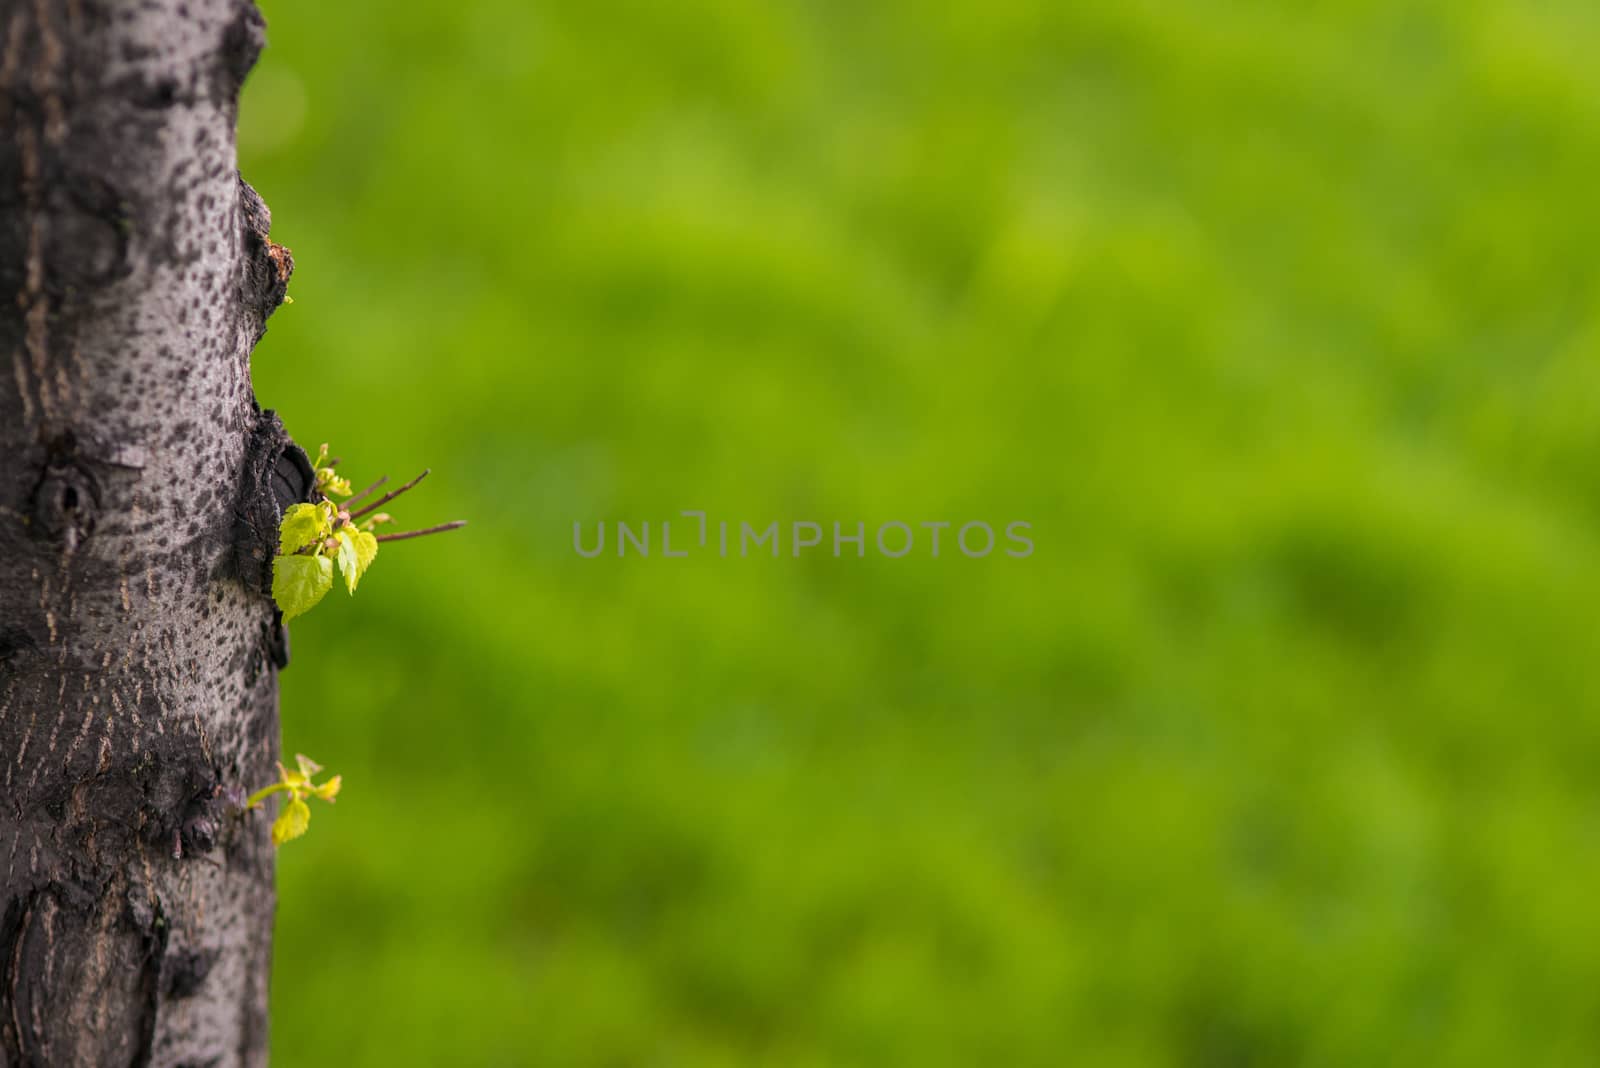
[244, 0, 1600, 1064]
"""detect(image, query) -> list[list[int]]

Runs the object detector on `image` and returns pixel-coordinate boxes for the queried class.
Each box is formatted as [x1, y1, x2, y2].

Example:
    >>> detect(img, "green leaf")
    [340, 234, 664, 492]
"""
[273, 553, 333, 622]
[335, 529, 358, 592]
[271, 797, 311, 846]
[278, 503, 326, 556]
[335, 528, 379, 594]
[353, 530, 378, 589]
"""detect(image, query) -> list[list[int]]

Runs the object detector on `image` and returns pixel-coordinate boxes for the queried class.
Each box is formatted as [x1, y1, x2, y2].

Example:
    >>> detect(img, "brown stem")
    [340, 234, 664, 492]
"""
[374, 520, 467, 543]
[349, 468, 430, 520]
[342, 475, 388, 508]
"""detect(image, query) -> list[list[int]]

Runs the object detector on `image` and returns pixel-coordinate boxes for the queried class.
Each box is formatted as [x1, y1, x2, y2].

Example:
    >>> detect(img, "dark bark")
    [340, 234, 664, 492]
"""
[0, 1, 300, 1064]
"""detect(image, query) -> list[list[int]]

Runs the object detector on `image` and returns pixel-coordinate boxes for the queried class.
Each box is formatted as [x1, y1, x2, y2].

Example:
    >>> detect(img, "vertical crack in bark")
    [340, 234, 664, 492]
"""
[133, 894, 170, 1068]
[0, 891, 37, 1066]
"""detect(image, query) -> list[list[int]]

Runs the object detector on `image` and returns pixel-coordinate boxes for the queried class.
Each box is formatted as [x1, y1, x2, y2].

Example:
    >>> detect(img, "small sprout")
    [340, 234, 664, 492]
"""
[319, 471, 353, 498]
[247, 753, 343, 847]
[311, 443, 353, 498]
[269, 444, 464, 621]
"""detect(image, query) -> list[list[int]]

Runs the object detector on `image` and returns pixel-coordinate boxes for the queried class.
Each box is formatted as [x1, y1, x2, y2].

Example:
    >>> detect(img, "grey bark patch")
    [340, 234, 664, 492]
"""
[163, 947, 219, 1000]
[41, 172, 134, 290]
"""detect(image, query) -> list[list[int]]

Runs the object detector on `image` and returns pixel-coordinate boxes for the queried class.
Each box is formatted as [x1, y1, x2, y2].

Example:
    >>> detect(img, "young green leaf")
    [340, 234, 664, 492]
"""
[333, 527, 380, 594]
[271, 797, 312, 846]
[273, 553, 333, 622]
[351, 530, 378, 590]
[332, 529, 355, 593]
[278, 502, 326, 556]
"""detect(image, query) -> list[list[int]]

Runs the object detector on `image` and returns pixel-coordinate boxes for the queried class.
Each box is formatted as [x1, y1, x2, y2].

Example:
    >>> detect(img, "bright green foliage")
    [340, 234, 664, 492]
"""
[272, 553, 332, 623]
[335, 527, 379, 593]
[334, 529, 359, 588]
[249, 753, 343, 848]
[270, 443, 387, 620]
[310, 443, 354, 498]
[277, 503, 325, 556]
[273, 798, 312, 846]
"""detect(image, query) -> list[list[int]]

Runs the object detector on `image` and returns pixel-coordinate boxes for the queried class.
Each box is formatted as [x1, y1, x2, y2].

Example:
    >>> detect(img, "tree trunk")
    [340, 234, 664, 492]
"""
[0, 1, 302, 1063]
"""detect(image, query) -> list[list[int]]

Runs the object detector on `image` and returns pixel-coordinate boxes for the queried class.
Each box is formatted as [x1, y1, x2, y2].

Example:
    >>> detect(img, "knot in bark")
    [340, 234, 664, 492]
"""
[30, 457, 99, 554]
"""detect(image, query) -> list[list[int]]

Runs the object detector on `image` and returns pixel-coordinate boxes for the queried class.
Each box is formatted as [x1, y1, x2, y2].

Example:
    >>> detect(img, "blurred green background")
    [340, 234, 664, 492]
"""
[243, 1, 1600, 1064]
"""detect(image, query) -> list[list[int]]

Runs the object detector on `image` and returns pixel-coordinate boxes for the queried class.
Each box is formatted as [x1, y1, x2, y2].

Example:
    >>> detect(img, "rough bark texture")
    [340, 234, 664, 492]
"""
[0, 1, 301, 1064]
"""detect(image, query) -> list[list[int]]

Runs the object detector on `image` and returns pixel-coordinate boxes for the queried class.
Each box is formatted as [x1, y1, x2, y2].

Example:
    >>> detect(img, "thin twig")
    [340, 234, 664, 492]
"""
[374, 520, 466, 543]
[349, 468, 430, 520]
[342, 476, 389, 508]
